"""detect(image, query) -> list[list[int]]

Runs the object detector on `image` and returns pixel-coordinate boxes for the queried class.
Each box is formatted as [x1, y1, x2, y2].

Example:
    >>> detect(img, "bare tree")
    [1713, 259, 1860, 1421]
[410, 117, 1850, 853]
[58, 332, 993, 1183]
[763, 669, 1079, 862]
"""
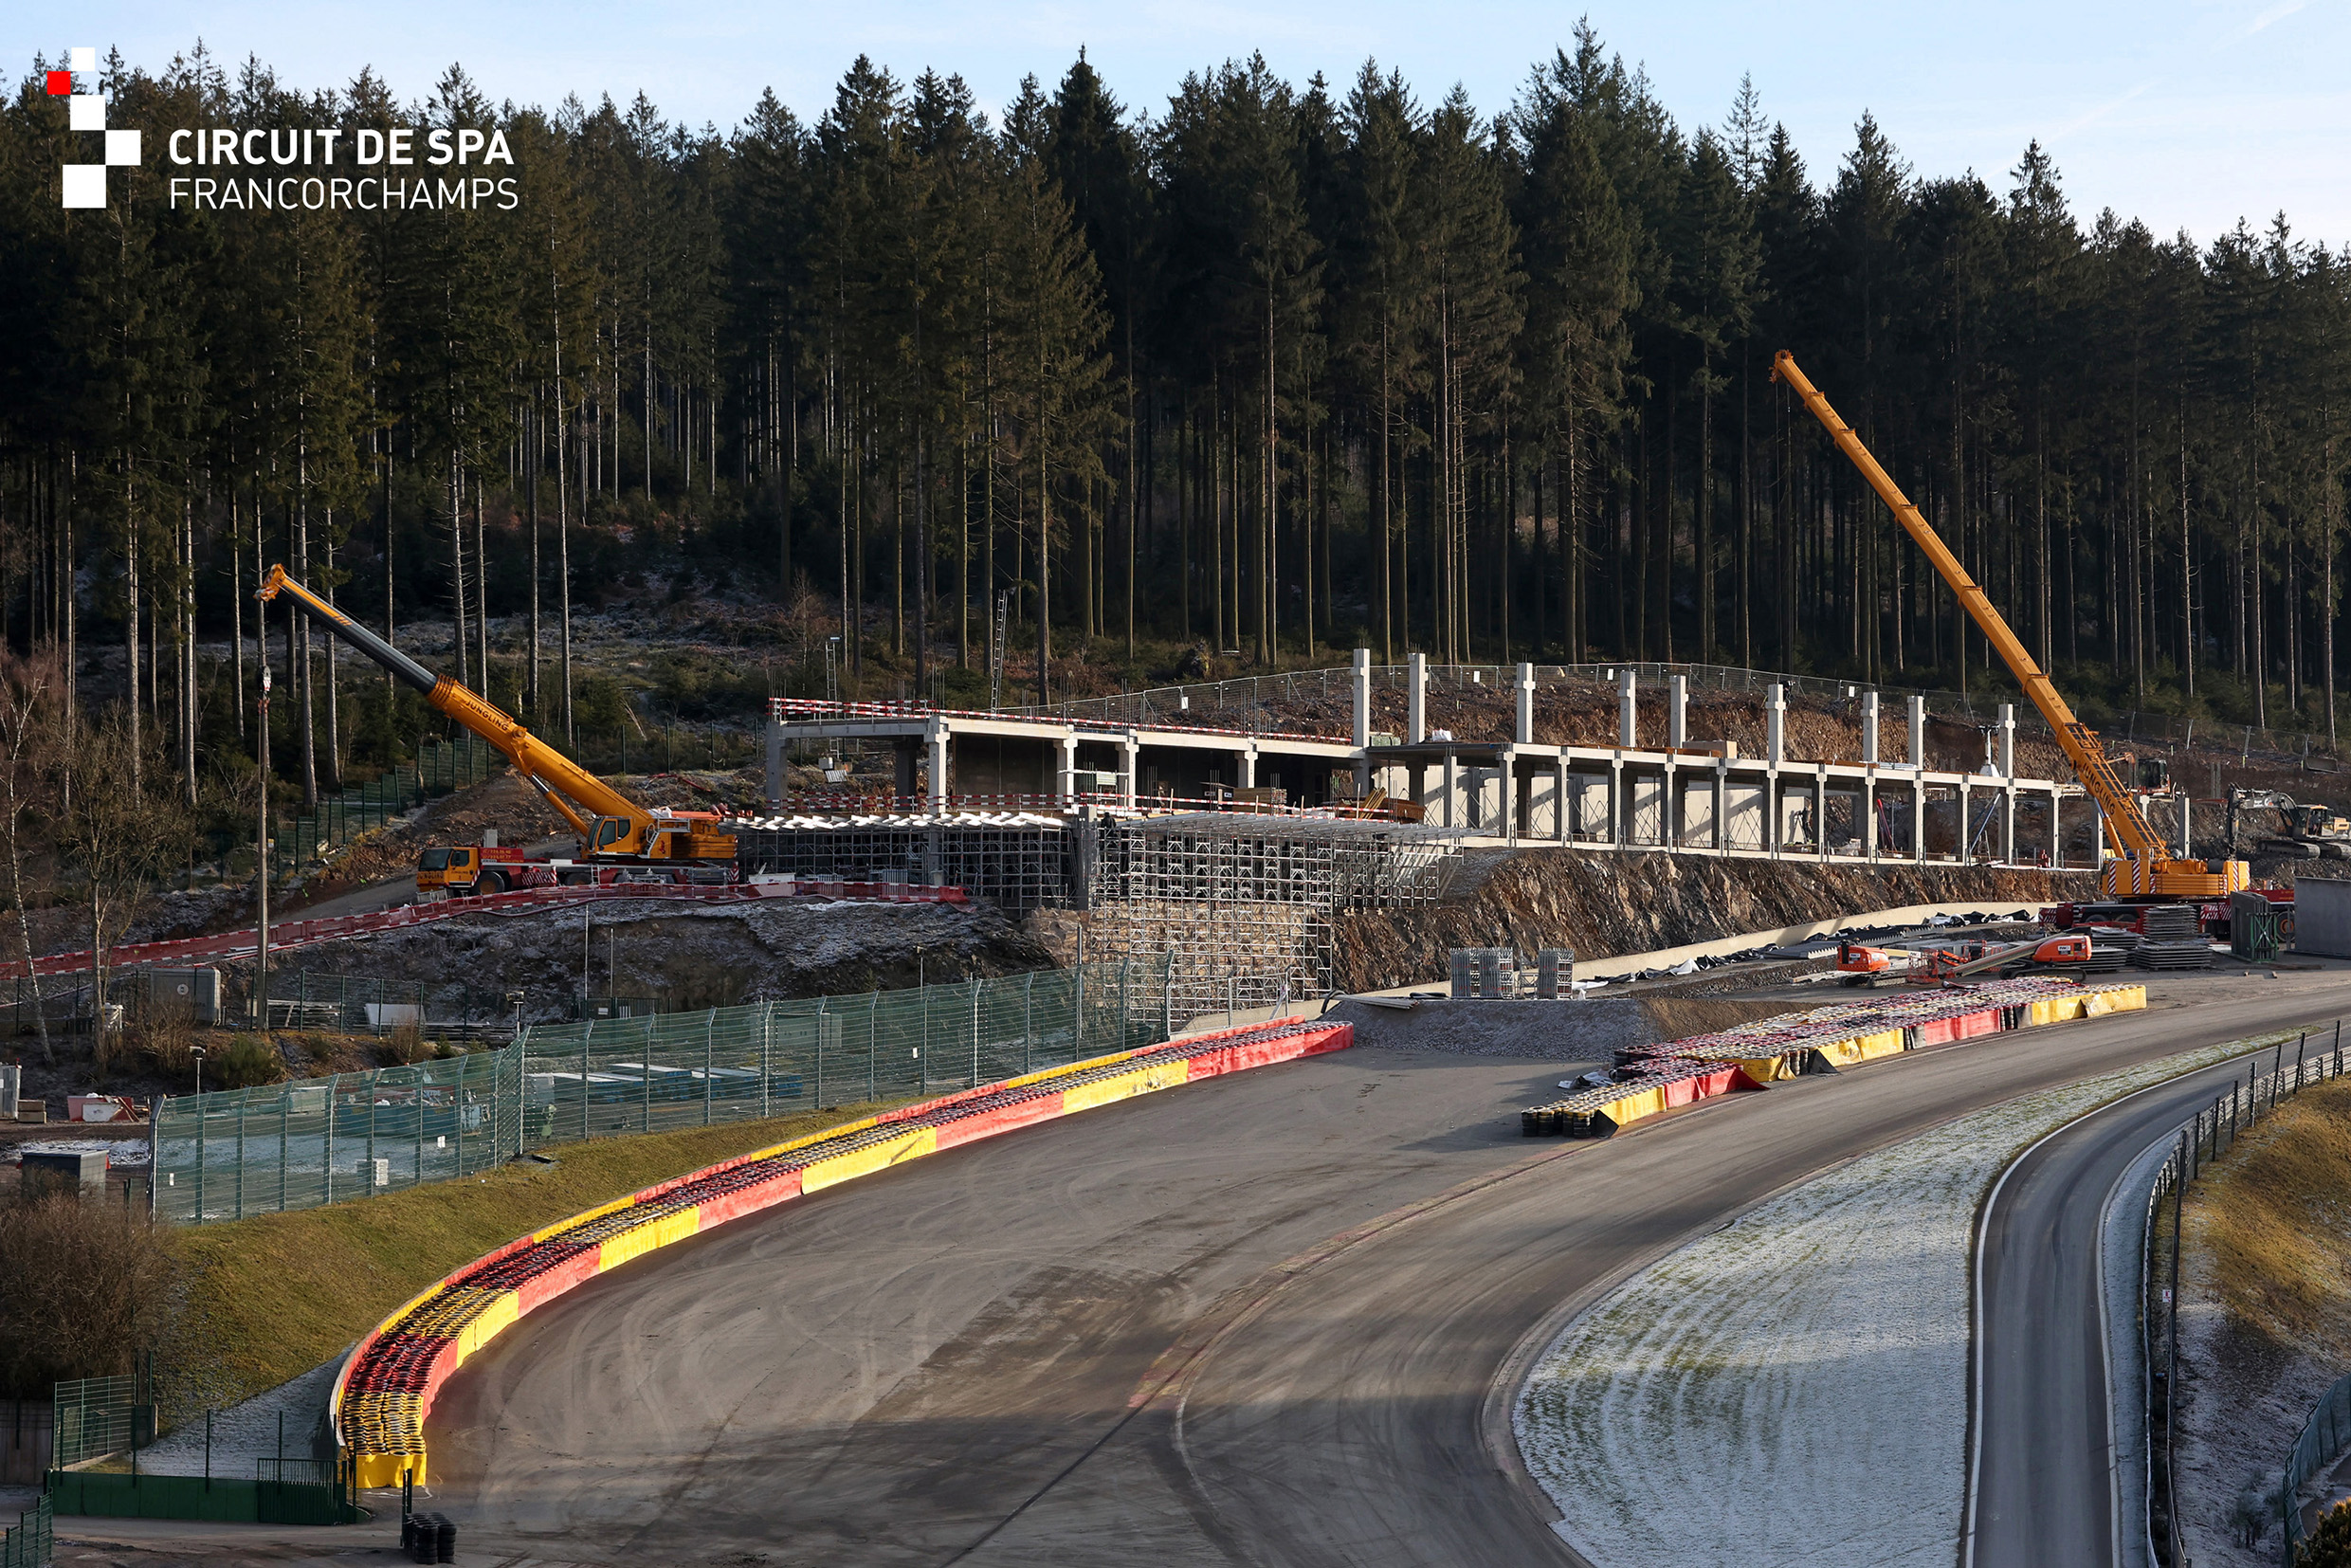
[0, 654, 60, 1066]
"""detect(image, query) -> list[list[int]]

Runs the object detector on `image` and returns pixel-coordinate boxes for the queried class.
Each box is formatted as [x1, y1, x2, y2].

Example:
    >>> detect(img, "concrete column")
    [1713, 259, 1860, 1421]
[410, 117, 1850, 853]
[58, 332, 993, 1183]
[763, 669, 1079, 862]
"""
[1862, 690, 1880, 765]
[764, 702, 786, 810]
[1501, 752, 1517, 844]
[1715, 757, 1729, 851]
[1408, 652, 1427, 743]
[1863, 771, 1877, 860]
[1815, 762, 1830, 862]
[1907, 694, 1926, 769]
[1516, 662, 1535, 745]
[1913, 778, 1926, 865]
[1959, 774, 1971, 863]
[1669, 674, 1687, 749]
[1120, 736, 1139, 809]
[1610, 757, 1624, 847]
[1556, 757, 1571, 843]
[1239, 743, 1257, 790]
[2002, 781, 2017, 865]
[1617, 669, 1638, 747]
[926, 722, 949, 813]
[1766, 684, 1787, 765]
[1665, 757, 1680, 847]
[1352, 648, 1373, 744]
[1443, 751, 1461, 830]
[1998, 702, 2016, 777]
[1056, 736, 1077, 801]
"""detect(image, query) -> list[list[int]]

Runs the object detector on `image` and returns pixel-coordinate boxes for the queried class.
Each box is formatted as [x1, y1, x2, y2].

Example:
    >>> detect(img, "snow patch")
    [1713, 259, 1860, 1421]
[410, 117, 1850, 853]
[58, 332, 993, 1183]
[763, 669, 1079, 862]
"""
[1517, 1035, 2281, 1568]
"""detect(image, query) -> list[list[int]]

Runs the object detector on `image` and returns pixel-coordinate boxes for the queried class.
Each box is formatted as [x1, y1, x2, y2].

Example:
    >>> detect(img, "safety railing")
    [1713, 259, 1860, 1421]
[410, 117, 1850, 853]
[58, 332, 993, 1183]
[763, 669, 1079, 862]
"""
[2137, 1022, 2349, 1566]
[149, 956, 1175, 1224]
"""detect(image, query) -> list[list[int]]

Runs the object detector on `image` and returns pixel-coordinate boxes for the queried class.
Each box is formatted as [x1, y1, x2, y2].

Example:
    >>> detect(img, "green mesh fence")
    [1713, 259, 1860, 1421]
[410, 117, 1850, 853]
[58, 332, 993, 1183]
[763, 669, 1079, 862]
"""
[0, 1493, 47, 1568]
[151, 957, 1174, 1225]
[274, 736, 497, 875]
[49, 1377, 137, 1469]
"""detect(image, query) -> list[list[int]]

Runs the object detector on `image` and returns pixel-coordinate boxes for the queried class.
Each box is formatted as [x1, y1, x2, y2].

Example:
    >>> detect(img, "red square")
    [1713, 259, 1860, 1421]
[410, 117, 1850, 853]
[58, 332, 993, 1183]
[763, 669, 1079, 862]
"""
[46, 70, 71, 96]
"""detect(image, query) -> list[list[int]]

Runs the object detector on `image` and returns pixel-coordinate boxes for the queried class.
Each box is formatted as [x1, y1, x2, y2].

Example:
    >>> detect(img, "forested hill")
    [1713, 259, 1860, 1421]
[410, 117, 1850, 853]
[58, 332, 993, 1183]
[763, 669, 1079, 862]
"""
[4, 24, 2347, 775]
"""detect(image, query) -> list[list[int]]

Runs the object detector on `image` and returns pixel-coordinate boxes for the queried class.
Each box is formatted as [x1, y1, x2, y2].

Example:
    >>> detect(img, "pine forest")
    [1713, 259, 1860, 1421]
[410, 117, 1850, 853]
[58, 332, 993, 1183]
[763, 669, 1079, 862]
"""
[7, 24, 2351, 826]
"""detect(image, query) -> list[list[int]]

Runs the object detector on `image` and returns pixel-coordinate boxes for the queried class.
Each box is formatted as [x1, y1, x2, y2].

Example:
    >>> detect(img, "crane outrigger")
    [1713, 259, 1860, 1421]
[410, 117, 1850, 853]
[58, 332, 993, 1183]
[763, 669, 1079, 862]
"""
[1771, 352, 2249, 903]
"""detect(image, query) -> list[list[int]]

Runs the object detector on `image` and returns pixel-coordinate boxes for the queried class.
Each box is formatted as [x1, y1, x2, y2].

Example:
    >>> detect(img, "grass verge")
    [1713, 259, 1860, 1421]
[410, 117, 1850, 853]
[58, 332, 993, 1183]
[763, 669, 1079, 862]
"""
[2187, 1072, 2351, 1345]
[160, 1101, 910, 1421]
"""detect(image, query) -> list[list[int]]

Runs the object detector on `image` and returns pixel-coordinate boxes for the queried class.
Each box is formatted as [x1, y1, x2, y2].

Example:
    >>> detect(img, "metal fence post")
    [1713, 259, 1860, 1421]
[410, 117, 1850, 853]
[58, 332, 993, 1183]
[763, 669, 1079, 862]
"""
[581, 1024, 592, 1142]
[704, 1009, 715, 1125]
[867, 993, 879, 1102]
[759, 1004, 772, 1120]
[1024, 972, 1035, 1075]
[323, 1075, 336, 1209]
[971, 978, 982, 1085]
[233, 1094, 248, 1221]
[365, 1067, 379, 1197]
[194, 1094, 207, 1224]
[279, 1087, 289, 1214]
[413, 1067, 425, 1189]
[1121, 957, 1131, 1048]
[816, 998, 829, 1108]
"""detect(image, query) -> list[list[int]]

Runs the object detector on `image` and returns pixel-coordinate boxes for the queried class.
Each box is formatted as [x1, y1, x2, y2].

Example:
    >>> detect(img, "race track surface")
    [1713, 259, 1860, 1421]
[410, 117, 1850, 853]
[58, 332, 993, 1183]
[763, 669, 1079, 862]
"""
[430, 976, 2351, 1567]
[1968, 1036, 2310, 1567]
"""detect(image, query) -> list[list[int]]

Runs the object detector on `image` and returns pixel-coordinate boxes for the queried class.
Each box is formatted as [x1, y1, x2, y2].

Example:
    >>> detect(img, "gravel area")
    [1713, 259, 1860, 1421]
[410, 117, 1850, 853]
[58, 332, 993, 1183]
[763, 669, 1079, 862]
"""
[134, 1356, 345, 1478]
[1517, 1034, 2276, 1568]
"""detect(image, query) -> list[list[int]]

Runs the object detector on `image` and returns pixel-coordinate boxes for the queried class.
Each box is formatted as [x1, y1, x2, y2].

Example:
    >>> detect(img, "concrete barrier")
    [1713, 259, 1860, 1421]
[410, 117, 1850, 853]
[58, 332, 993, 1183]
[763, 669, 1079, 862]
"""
[332, 1013, 1353, 1487]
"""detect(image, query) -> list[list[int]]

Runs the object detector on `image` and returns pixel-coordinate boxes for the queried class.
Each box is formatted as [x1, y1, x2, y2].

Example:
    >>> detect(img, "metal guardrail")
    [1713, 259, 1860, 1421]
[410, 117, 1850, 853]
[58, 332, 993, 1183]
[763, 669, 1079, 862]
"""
[149, 956, 1176, 1224]
[2137, 1023, 2350, 1565]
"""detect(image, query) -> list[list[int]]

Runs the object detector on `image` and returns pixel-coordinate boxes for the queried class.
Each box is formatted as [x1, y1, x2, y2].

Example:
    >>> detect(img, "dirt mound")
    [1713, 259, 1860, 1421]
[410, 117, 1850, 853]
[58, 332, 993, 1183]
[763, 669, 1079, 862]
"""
[254, 896, 1054, 1024]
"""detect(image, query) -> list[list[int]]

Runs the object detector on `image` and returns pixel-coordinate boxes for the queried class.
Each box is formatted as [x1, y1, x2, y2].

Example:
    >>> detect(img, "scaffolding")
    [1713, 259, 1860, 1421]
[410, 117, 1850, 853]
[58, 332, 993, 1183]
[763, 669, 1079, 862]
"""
[731, 812, 1070, 914]
[1085, 813, 1464, 1017]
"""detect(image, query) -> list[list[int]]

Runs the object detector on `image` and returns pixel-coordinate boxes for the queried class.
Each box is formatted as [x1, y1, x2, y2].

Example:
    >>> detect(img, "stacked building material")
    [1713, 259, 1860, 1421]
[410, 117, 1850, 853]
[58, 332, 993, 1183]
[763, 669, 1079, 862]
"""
[2130, 940, 2216, 971]
[1522, 977, 2147, 1138]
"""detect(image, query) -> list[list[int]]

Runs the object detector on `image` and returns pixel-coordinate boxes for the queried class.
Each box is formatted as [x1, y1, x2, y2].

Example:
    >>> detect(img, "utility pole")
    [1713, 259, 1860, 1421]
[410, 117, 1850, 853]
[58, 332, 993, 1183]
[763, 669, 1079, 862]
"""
[256, 661, 271, 1032]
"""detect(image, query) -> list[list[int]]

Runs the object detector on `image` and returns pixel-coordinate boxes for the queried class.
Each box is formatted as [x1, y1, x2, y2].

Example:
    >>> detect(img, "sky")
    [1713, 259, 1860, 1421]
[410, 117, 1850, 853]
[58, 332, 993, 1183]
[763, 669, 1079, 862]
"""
[17, 0, 2350, 246]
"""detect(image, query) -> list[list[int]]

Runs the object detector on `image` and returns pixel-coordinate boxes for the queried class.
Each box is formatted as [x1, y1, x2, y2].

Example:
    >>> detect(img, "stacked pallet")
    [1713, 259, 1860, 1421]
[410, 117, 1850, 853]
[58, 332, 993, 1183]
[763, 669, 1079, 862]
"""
[1523, 977, 2147, 1139]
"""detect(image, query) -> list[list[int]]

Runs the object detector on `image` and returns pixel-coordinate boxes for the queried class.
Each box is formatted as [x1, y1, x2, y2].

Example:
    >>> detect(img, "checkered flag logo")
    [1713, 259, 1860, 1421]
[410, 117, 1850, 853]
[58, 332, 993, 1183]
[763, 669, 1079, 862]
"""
[50, 48, 140, 209]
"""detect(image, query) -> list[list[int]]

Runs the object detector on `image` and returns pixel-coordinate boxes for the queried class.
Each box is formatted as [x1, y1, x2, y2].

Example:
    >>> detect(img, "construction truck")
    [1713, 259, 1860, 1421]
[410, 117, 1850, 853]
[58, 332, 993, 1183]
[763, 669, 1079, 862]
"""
[1773, 353, 2250, 908]
[258, 567, 737, 896]
[1838, 934, 2090, 984]
[2225, 789, 2351, 860]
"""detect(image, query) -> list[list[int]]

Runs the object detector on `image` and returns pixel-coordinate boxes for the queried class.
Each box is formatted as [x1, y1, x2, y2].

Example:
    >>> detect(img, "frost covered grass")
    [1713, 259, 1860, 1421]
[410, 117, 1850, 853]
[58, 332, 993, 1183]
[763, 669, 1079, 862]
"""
[1517, 1033, 2289, 1568]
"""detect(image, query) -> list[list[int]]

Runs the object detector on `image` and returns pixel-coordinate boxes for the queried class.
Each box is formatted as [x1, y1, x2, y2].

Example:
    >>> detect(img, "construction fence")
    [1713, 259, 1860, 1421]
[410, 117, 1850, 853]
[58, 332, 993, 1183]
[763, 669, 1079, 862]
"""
[0, 1494, 47, 1568]
[149, 956, 1175, 1225]
[1022, 658, 2351, 768]
[2135, 1023, 2349, 1566]
[273, 735, 498, 876]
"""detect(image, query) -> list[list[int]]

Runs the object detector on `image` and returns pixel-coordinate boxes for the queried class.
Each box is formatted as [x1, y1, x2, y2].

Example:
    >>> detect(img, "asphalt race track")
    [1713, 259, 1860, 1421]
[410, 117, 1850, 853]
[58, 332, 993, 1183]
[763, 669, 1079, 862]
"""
[429, 977, 2351, 1567]
[1967, 1035, 2312, 1567]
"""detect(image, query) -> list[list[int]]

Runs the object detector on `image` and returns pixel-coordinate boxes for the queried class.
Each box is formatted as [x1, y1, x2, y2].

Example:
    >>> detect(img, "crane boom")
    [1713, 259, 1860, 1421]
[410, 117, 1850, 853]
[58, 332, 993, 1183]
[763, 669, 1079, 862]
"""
[1770, 352, 2245, 900]
[257, 565, 690, 859]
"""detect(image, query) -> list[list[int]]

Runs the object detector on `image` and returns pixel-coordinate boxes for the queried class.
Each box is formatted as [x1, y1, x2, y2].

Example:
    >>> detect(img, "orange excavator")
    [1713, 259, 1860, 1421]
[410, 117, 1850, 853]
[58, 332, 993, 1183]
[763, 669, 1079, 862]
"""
[258, 566, 736, 893]
[1773, 354, 2250, 905]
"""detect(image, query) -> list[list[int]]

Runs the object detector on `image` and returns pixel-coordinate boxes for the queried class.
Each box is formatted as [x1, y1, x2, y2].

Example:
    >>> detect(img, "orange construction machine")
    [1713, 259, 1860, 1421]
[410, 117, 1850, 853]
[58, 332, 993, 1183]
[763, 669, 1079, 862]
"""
[1773, 353, 2250, 905]
[259, 566, 736, 894]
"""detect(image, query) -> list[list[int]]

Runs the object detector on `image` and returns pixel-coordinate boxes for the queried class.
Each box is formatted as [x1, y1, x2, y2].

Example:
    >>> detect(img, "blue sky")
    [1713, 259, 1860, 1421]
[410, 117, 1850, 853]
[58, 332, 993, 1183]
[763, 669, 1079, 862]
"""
[20, 0, 2349, 246]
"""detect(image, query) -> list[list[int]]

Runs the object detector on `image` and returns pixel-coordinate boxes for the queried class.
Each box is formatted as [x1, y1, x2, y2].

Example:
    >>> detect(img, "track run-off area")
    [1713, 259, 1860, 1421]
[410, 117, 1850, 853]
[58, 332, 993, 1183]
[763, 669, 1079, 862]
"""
[400, 973, 2351, 1568]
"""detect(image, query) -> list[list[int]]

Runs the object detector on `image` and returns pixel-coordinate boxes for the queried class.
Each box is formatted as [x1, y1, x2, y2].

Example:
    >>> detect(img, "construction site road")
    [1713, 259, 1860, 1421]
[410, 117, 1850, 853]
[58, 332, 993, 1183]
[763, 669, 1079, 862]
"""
[1967, 1039, 2299, 1567]
[427, 974, 2351, 1568]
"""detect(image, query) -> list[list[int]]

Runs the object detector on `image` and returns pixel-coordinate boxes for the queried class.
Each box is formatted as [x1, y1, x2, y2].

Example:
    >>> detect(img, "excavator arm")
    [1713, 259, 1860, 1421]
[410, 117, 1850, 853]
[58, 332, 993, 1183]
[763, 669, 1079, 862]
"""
[257, 565, 658, 853]
[1771, 353, 2245, 899]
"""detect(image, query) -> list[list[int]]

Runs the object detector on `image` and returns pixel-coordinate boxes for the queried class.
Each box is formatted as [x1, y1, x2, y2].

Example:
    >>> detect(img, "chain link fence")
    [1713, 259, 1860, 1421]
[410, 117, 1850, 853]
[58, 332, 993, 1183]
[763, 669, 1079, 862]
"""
[150, 956, 1175, 1225]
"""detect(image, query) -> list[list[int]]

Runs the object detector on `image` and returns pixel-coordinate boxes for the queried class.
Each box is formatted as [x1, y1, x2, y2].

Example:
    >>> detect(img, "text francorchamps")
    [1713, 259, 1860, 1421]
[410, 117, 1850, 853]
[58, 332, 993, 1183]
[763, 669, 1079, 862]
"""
[165, 125, 518, 211]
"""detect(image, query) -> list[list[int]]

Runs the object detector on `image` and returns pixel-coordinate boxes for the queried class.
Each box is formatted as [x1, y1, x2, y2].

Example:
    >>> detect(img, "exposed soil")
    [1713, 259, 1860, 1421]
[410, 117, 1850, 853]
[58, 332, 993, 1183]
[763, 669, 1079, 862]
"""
[1326, 850, 2084, 993]
[249, 896, 1055, 1026]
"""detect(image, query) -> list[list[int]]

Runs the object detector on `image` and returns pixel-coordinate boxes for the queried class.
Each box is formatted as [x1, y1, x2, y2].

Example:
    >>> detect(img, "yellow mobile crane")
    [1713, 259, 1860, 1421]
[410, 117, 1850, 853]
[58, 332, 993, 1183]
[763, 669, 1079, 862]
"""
[258, 566, 736, 890]
[1771, 352, 2249, 903]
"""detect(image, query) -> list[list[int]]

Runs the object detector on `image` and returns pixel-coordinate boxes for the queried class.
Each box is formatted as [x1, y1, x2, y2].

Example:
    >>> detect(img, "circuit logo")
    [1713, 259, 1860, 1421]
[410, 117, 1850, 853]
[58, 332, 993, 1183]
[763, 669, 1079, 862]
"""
[49, 48, 141, 209]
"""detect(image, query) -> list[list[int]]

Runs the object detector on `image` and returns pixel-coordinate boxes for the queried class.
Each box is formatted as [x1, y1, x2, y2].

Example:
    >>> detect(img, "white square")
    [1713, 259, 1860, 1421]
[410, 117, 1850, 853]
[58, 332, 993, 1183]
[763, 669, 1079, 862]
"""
[69, 46, 96, 73]
[68, 94, 103, 132]
[104, 129, 138, 166]
[62, 164, 104, 209]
